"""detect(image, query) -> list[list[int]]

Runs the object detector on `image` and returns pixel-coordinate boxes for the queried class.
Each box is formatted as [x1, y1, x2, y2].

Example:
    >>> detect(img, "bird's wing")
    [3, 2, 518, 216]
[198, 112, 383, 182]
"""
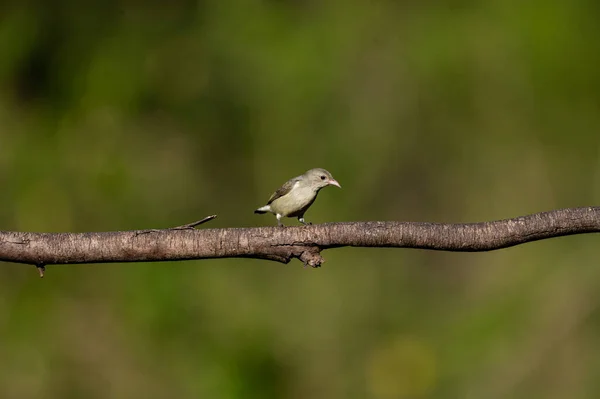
[267, 177, 300, 204]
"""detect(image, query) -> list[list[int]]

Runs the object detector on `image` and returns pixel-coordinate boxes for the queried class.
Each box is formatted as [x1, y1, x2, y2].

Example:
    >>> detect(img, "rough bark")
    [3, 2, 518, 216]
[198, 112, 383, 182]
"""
[1, 207, 599, 276]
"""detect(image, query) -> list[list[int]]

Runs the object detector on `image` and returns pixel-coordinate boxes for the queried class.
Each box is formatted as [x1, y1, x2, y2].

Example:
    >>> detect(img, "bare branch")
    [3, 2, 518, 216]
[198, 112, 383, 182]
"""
[1, 207, 599, 275]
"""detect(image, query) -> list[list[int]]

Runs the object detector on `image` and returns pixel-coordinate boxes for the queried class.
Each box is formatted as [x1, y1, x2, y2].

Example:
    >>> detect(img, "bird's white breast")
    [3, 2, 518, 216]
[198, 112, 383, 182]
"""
[270, 183, 317, 217]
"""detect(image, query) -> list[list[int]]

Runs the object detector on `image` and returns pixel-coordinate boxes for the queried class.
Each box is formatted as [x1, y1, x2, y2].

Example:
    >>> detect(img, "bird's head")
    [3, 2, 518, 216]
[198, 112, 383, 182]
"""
[303, 168, 341, 190]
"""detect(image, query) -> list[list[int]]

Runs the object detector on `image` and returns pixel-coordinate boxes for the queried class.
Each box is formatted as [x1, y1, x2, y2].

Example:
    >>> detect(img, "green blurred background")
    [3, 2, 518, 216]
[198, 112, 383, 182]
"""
[1, 0, 600, 398]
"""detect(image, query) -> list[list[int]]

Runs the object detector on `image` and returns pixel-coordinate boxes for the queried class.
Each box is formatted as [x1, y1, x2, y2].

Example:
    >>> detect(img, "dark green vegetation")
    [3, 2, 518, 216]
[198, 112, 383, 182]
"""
[1, 1, 600, 398]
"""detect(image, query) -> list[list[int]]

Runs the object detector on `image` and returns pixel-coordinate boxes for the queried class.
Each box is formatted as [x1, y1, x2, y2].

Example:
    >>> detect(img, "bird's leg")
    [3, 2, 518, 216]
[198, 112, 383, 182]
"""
[298, 217, 312, 226]
[276, 214, 284, 227]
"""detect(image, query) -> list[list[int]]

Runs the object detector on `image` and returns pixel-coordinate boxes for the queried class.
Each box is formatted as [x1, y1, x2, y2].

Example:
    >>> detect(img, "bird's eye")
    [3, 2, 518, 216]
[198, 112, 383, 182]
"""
[320, 175, 326, 180]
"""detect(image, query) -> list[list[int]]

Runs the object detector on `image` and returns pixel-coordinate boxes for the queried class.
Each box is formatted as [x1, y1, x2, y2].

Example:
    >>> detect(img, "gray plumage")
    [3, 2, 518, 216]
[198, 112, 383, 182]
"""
[255, 168, 341, 226]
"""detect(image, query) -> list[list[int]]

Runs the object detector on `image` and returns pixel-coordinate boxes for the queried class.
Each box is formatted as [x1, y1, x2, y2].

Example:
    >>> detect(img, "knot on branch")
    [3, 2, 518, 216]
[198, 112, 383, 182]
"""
[296, 247, 324, 268]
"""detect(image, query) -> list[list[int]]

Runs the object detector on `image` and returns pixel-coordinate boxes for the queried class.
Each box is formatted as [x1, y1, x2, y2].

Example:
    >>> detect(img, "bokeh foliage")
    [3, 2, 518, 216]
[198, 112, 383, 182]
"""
[1, 0, 600, 398]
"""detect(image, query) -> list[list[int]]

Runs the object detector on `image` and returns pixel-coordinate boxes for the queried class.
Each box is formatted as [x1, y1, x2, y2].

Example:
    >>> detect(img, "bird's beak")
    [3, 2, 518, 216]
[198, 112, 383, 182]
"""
[328, 179, 341, 188]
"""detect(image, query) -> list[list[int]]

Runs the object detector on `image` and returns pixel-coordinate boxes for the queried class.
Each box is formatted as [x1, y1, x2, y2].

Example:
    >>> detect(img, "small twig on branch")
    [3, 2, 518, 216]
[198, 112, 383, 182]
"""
[0, 207, 599, 277]
[134, 215, 217, 236]
[169, 215, 217, 230]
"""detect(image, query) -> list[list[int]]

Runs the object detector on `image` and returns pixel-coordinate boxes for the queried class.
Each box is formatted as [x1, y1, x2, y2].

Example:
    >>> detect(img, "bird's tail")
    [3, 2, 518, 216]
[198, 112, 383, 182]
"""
[254, 205, 271, 214]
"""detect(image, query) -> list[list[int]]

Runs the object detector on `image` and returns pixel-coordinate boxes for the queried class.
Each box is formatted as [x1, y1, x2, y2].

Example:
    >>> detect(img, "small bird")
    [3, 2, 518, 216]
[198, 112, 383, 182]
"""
[255, 168, 341, 226]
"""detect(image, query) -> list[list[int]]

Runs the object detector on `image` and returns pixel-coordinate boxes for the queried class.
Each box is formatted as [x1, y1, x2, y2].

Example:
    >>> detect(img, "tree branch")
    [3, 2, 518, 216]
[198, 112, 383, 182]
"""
[1, 207, 599, 276]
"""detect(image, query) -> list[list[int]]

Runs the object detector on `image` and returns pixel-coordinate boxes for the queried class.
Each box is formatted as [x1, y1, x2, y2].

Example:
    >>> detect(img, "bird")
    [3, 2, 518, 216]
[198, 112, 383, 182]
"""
[254, 168, 341, 226]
